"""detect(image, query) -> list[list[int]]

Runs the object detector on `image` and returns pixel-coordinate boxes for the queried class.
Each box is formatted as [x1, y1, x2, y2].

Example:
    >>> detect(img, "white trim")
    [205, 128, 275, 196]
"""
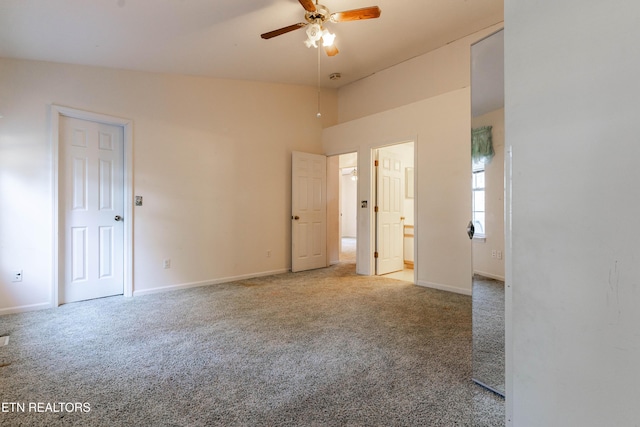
[50, 105, 134, 306]
[133, 269, 289, 297]
[504, 145, 513, 426]
[412, 137, 419, 285]
[0, 302, 53, 316]
[416, 280, 472, 296]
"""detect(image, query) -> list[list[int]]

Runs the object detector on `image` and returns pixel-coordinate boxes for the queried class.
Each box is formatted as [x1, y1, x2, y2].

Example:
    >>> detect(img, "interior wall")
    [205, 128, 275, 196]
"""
[338, 23, 503, 123]
[472, 108, 504, 280]
[506, 1, 640, 425]
[323, 88, 472, 294]
[0, 57, 337, 314]
[324, 24, 504, 294]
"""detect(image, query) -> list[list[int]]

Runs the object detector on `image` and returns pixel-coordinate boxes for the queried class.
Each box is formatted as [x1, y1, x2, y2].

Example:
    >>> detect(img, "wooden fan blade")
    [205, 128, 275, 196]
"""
[324, 44, 339, 56]
[261, 23, 306, 39]
[299, 0, 316, 12]
[330, 6, 381, 22]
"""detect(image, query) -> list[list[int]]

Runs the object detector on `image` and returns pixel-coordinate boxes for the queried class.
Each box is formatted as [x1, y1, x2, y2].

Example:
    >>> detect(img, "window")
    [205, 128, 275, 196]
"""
[472, 161, 485, 237]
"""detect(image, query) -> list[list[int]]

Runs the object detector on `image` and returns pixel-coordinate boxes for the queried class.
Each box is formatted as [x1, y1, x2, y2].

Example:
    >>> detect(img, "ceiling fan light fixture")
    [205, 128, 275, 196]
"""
[321, 29, 335, 47]
[304, 23, 323, 48]
[262, 2, 381, 59]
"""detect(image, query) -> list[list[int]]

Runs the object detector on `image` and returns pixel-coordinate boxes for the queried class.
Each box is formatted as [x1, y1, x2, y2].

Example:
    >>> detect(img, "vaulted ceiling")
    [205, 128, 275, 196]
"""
[0, 0, 503, 88]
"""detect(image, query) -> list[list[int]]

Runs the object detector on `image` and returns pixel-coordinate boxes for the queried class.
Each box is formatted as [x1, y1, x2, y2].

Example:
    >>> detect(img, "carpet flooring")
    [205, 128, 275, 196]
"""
[0, 262, 504, 426]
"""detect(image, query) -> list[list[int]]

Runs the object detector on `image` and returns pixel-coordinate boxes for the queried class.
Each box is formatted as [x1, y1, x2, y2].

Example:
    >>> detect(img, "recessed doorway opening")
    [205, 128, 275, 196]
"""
[329, 152, 358, 264]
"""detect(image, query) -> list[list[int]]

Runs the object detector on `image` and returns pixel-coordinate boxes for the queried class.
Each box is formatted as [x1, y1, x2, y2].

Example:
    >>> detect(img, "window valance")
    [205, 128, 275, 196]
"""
[471, 126, 494, 164]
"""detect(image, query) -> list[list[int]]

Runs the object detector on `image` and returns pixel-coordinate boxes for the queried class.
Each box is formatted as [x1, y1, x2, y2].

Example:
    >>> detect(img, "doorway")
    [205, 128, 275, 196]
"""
[373, 141, 415, 282]
[327, 152, 358, 267]
[339, 153, 358, 263]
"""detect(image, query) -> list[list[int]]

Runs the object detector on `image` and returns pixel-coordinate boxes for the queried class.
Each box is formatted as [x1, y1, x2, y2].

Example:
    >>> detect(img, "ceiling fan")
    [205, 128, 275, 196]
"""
[261, 0, 381, 56]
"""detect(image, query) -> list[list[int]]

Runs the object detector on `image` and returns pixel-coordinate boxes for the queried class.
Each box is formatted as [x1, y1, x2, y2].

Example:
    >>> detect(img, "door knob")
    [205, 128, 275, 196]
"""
[467, 221, 475, 239]
[115, 215, 122, 221]
[292, 216, 300, 220]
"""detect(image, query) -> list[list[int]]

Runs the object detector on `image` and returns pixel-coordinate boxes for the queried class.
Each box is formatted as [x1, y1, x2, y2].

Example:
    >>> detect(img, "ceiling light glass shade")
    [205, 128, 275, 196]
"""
[304, 23, 323, 48]
[321, 29, 335, 47]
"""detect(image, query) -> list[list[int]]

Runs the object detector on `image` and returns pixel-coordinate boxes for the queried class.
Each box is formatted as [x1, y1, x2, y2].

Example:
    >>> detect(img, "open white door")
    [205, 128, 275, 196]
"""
[291, 151, 327, 272]
[375, 149, 404, 275]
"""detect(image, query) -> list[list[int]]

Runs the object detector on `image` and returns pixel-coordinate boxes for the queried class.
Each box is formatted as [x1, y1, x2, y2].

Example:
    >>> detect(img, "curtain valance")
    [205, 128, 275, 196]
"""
[471, 126, 494, 164]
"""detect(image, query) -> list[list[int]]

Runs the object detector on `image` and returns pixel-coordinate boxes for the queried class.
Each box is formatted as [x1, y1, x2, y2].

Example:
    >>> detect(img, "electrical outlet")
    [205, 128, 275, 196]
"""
[163, 259, 171, 269]
[266, 250, 272, 258]
[11, 270, 22, 282]
[491, 250, 497, 259]
[497, 251, 503, 260]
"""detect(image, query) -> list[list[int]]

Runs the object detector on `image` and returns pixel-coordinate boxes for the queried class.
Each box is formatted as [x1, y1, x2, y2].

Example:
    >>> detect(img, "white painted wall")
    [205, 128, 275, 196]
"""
[472, 108, 505, 280]
[0, 58, 337, 313]
[338, 23, 504, 123]
[506, 1, 640, 425]
[323, 88, 472, 294]
[324, 24, 505, 294]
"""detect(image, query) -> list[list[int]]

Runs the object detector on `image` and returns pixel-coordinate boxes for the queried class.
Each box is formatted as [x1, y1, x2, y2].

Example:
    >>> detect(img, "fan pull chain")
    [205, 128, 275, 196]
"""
[316, 44, 322, 118]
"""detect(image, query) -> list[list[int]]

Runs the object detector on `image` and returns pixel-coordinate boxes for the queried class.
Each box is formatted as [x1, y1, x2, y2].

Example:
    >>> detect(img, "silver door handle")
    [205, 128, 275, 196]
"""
[115, 215, 122, 221]
[467, 221, 475, 239]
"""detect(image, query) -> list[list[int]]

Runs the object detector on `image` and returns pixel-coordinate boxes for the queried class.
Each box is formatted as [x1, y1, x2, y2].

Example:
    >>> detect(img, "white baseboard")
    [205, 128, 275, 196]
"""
[416, 280, 472, 296]
[0, 302, 53, 316]
[133, 269, 289, 297]
[473, 270, 505, 282]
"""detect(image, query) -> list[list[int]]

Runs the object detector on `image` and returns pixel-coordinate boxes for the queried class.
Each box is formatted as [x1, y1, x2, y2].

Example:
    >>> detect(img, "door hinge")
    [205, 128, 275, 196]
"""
[374, 206, 379, 213]
[374, 160, 379, 167]
[374, 252, 379, 258]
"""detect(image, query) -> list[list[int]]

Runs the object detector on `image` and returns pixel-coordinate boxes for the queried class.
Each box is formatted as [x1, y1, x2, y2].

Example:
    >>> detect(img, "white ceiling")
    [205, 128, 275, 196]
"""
[0, 0, 503, 89]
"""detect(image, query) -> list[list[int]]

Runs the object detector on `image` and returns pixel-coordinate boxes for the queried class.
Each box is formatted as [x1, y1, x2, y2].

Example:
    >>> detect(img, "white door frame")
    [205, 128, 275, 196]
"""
[51, 105, 134, 306]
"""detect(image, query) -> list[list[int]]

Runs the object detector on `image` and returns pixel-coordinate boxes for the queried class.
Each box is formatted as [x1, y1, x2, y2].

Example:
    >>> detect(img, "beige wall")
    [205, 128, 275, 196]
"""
[338, 23, 503, 123]
[472, 108, 505, 280]
[324, 23, 504, 294]
[323, 88, 472, 294]
[0, 58, 337, 313]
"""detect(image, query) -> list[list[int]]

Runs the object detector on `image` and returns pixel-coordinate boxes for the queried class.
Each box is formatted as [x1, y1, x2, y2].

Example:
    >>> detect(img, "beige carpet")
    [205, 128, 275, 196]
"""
[0, 260, 504, 426]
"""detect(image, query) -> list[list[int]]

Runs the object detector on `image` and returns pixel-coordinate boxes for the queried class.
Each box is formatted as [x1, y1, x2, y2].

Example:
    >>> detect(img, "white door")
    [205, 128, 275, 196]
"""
[291, 151, 327, 272]
[60, 116, 124, 303]
[376, 149, 404, 275]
